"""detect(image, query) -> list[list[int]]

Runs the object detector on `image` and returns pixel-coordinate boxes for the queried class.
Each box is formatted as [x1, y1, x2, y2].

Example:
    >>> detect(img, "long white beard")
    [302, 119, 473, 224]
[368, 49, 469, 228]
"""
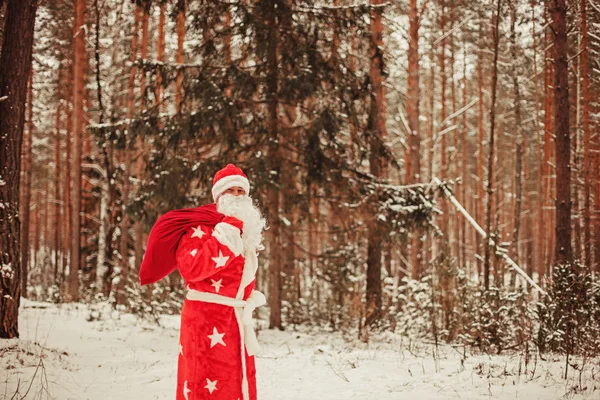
[216, 194, 266, 253]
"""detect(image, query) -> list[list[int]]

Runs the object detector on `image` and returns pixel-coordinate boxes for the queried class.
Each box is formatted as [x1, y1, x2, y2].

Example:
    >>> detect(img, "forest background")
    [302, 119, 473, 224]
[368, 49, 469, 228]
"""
[1, 0, 600, 369]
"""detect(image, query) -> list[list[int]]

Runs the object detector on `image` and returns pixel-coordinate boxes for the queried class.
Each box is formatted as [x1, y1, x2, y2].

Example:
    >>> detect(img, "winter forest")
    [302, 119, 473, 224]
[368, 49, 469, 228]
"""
[1, 0, 600, 398]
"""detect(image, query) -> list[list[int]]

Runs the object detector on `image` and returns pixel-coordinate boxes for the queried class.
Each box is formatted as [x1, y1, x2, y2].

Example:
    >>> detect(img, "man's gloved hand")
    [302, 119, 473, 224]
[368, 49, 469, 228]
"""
[222, 216, 243, 233]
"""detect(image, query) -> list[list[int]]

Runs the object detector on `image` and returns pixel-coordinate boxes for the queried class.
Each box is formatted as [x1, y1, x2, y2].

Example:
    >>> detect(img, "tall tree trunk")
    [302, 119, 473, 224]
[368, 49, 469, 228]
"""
[510, 2, 523, 277]
[266, 0, 282, 330]
[449, 9, 460, 269]
[407, 0, 421, 279]
[365, 0, 387, 328]
[483, 0, 502, 290]
[155, 1, 165, 108]
[0, 0, 37, 338]
[543, 3, 554, 272]
[551, 0, 571, 265]
[20, 71, 34, 298]
[134, 4, 150, 273]
[69, 0, 85, 302]
[580, 0, 591, 271]
[118, 4, 140, 305]
[63, 65, 72, 282]
[476, 15, 485, 280]
[54, 92, 62, 282]
[439, 0, 448, 234]
[531, 0, 544, 285]
[175, 0, 185, 113]
[460, 41, 468, 272]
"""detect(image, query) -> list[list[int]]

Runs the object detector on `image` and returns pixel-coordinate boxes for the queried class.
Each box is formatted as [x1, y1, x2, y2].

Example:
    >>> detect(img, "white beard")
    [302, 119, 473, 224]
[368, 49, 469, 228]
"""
[216, 194, 266, 253]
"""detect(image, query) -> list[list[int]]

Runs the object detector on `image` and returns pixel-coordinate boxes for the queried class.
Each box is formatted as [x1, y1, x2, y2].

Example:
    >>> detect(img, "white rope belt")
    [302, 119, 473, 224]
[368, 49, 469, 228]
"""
[186, 289, 266, 400]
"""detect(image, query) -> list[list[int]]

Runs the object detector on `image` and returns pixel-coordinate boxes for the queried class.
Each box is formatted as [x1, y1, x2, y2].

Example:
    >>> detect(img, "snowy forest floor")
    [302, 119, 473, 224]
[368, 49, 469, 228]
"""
[1, 300, 599, 400]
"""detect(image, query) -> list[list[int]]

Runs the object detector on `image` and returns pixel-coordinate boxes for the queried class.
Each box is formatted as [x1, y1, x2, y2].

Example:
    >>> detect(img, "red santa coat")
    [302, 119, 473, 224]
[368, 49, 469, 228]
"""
[175, 219, 263, 400]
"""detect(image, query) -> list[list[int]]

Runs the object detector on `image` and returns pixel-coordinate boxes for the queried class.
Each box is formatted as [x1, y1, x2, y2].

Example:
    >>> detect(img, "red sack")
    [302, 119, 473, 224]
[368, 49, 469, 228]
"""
[139, 204, 224, 285]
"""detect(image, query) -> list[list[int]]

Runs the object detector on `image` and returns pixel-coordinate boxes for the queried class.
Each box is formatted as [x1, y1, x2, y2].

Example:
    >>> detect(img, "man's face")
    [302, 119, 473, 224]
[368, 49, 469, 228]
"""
[222, 186, 247, 197]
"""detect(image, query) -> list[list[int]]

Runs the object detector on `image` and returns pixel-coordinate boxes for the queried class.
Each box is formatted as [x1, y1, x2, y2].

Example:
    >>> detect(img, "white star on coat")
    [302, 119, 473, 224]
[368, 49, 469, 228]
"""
[190, 249, 198, 257]
[207, 327, 226, 348]
[183, 380, 191, 400]
[211, 250, 229, 268]
[205, 378, 218, 394]
[191, 225, 205, 239]
[211, 279, 223, 293]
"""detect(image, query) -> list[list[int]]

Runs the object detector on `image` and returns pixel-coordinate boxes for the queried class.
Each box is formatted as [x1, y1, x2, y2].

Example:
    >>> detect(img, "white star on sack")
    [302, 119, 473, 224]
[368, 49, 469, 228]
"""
[190, 249, 198, 257]
[211, 279, 223, 293]
[208, 327, 226, 348]
[179, 343, 184, 356]
[211, 250, 229, 268]
[191, 225, 205, 239]
[183, 380, 191, 400]
[205, 378, 218, 394]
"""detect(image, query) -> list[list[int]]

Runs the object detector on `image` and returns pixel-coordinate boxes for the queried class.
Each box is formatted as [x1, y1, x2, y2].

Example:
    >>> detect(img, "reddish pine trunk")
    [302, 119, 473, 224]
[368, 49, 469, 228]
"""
[20, 72, 34, 298]
[531, 0, 544, 285]
[510, 2, 523, 270]
[483, 0, 502, 290]
[476, 16, 485, 280]
[365, 0, 387, 329]
[54, 97, 62, 281]
[460, 43, 468, 273]
[0, 0, 37, 338]
[63, 66, 72, 281]
[581, 0, 591, 270]
[175, 0, 185, 113]
[542, 4, 554, 277]
[552, 0, 571, 265]
[407, 0, 421, 279]
[134, 6, 150, 273]
[439, 0, 448, 234]
[266, 0, 282, 330]
[69, 0, 85, 302]
[155, 2, 165, 107]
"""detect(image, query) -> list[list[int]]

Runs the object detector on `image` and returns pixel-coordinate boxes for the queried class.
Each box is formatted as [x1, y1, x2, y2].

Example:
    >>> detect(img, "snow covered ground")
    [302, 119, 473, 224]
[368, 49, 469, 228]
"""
[1, 300, 599, 400]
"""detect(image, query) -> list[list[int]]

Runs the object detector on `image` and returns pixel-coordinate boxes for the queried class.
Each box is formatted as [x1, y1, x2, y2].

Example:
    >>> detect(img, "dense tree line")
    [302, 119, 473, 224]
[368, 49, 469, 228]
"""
[1, 0, 599, 358]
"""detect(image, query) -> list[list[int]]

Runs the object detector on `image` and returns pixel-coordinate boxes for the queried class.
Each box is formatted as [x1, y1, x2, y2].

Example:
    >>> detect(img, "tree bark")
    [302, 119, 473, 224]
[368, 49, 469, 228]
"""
[483, 0, 502, 290]
[175, 0, 185, 113]
[155, 2, 165, 108]
[365, 0, 387, 328]
[580, 0, 591, 271]
[118, 4, 140, 305]
[266, 0, 282, 330]
[54, 91, 62, 282]
[134, 4, 150, 273]
[531, 0, 544, 285]
[551, 0, 571, 265]
[407, 0, 422, 279]
[0, 0, 37, 338]
[476, 14, 485, 280]
[20, 71, 34, 298]
[510, 2, 523, 275]
[69, 0, 85, 302]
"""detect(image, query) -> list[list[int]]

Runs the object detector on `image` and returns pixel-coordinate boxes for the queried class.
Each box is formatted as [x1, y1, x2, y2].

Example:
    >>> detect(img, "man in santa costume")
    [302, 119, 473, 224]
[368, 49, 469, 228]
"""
[139, 164, 267, 400]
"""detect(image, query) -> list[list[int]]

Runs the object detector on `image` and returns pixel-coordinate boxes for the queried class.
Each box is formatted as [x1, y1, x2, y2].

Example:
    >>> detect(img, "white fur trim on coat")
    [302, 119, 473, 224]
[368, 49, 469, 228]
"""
[211, 175, 250, 202]
[212, 222, 243, 256]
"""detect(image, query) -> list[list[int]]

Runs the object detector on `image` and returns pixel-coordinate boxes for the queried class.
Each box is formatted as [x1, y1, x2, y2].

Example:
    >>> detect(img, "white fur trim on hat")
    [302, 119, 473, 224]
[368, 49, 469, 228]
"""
[212, 175, 250, 202]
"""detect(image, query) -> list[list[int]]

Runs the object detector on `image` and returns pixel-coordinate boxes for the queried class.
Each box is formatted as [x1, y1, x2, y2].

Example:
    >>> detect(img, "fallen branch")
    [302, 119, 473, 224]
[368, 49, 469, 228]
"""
[432, 177, 546, 295]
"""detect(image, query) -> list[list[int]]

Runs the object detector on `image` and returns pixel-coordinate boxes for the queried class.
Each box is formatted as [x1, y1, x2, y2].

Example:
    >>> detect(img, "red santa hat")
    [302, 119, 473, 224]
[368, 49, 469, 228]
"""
[211, 163, 250, 202]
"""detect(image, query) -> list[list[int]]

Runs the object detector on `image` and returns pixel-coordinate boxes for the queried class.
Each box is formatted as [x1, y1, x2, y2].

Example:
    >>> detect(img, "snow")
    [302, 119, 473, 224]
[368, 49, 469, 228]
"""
[2, 300, 598, 399]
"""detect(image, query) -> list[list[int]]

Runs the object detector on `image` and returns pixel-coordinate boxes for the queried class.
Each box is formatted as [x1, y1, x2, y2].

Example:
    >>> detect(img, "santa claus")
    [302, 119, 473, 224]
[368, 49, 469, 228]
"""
[139, 164, 267, 400]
